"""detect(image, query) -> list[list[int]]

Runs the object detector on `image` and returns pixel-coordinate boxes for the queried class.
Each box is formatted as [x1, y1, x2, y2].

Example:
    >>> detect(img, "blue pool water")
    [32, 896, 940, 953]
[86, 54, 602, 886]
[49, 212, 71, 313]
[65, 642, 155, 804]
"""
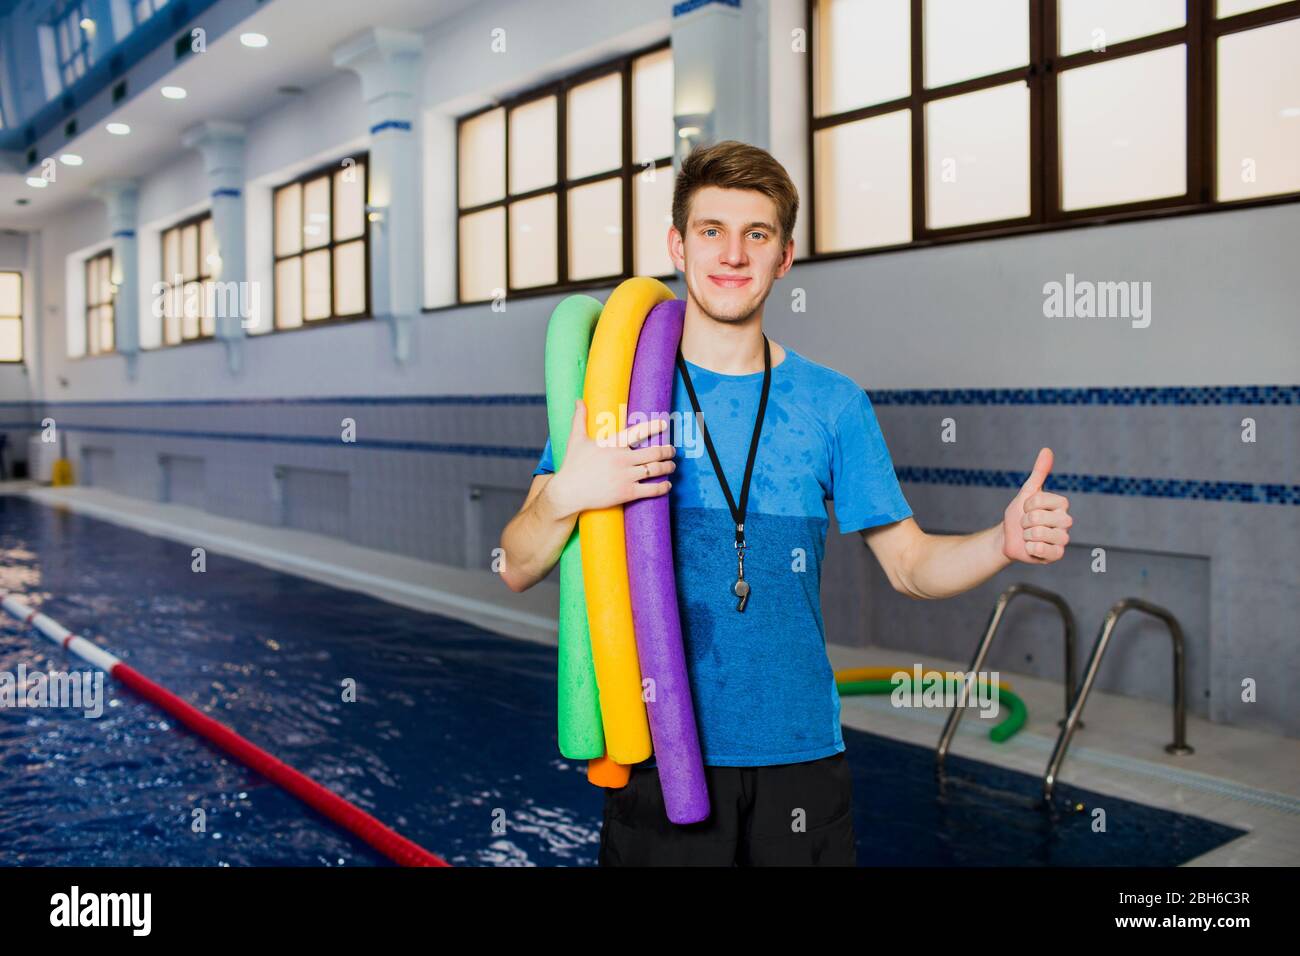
[0, 496, 1245, 866]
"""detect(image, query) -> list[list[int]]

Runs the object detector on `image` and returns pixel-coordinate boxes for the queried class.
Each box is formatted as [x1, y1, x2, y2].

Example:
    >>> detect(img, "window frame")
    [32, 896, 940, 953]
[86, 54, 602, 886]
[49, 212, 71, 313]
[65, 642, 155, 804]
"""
[157, 210, 215, 349]
[806, 0, 1300, 262]
[84, 248, 114, 357]
[131, 0, 169, 27]
[449, 38, 675, 307]
[0, 271, 23, 364]
[269, 152, 372, 335]
[52, 1, 91, 88]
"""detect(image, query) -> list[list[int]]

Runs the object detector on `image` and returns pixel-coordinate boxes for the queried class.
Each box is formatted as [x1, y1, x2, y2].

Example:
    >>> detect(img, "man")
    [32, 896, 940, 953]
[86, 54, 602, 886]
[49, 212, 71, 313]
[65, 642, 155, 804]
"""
[499, 140, 1072, 866]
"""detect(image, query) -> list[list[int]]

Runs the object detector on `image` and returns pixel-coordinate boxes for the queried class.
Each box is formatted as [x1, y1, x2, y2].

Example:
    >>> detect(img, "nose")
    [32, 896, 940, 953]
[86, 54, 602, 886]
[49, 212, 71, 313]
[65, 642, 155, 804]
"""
[721, 233, 747, 266]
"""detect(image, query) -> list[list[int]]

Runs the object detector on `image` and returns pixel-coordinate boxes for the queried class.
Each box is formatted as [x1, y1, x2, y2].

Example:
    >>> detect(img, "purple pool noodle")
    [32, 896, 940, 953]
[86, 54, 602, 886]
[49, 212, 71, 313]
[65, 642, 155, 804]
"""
[625, 299, 709, 824]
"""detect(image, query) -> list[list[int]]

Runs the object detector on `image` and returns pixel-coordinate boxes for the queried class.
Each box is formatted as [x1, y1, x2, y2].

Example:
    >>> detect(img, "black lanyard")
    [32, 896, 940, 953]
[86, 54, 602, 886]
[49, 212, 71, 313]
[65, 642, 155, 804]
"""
[676, 336, 771, 612]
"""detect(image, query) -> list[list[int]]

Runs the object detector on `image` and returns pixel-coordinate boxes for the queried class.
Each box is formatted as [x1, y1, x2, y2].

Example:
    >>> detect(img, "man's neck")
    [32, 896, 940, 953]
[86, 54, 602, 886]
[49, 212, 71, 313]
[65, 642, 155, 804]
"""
[680, 296, 785, 375]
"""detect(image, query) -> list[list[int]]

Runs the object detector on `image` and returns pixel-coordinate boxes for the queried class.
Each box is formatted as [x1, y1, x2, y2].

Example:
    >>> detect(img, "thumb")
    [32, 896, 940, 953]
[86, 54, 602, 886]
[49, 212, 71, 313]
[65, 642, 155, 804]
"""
[570, 398, 589, 442]
[1019, 447, 1054, 497]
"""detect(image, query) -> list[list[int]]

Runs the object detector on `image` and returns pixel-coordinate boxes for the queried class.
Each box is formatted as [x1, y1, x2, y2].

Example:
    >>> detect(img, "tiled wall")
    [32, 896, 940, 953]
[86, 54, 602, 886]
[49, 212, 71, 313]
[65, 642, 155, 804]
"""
[36, 396, 548, 567]
[833, 388, 1298, 741]
[10, 386, 1297, 739]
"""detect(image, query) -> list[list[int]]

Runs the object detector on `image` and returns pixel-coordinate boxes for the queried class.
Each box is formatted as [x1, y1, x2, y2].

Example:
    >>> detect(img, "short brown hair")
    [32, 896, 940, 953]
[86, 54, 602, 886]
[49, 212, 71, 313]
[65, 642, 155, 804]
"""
[672, 140, 799, 247]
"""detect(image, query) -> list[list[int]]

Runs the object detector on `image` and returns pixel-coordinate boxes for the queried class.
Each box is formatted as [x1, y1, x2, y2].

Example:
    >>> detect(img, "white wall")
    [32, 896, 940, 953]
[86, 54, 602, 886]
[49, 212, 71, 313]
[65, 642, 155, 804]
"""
[775, 201, 1300, 390]
[0, 232, 27, 268]
[0, 231, 35, 402]
[15, 0, 1300, 406]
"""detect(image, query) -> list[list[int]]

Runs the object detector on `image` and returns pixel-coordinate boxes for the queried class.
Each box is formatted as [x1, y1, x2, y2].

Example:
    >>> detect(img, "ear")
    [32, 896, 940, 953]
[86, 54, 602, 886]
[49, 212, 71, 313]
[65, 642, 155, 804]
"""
[667, 224, 685, 272]
[777, 236, 796, 277]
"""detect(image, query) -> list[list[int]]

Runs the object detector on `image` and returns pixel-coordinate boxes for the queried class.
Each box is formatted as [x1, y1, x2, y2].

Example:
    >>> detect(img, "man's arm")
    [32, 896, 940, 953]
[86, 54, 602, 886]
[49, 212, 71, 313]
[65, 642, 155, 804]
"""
[499, 399, 676, 593]
[499, 473, 579, 593]
[862, 448, 1072, 599]
[862, 518, 1009, 600]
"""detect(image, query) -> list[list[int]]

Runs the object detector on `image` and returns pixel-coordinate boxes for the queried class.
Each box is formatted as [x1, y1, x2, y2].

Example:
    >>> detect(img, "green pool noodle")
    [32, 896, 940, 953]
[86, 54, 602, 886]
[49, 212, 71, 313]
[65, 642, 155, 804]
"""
[546, 295, 605, 759]
[836, 677, 1028, 742]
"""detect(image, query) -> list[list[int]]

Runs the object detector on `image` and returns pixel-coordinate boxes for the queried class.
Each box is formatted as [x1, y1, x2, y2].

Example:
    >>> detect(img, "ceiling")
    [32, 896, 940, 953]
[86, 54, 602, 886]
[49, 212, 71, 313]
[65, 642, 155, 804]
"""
[0, 0, 480, 230]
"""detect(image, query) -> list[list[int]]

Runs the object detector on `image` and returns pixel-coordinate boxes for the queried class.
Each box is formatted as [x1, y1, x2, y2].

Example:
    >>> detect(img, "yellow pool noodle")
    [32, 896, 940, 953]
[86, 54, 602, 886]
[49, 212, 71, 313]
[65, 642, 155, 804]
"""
[835, 666, 1013, 693]
[578, 276, 674, 764]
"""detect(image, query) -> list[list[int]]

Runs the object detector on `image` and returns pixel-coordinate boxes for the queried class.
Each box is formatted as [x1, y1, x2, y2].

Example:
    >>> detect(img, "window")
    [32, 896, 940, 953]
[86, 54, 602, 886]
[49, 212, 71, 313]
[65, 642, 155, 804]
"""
[53, 2, 91, 88]
[1216, 14, 1300, 201]
[271, 155, 369, 331]
[454, 41, 675, 304]
[132, 0, 170, 26]
[85, 250, 114, 356]
[0, 272, 22, 363]
[159, 212, 215, 346]
[809, 0, 1300, 256]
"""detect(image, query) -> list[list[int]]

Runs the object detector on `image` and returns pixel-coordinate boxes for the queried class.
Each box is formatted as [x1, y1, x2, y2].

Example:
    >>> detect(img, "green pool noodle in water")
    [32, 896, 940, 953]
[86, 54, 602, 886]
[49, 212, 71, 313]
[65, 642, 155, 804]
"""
[836, 677, 1028, 742]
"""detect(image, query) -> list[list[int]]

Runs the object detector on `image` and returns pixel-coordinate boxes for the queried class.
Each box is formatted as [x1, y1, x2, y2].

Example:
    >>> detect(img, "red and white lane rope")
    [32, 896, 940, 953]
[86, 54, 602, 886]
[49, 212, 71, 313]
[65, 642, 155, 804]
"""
[1, 593, 449, 868]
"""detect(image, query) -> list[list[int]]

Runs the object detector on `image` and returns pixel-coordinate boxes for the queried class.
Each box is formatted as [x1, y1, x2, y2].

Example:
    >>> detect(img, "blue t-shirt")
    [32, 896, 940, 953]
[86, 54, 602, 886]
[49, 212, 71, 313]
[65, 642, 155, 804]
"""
[532, 346, 912, 767]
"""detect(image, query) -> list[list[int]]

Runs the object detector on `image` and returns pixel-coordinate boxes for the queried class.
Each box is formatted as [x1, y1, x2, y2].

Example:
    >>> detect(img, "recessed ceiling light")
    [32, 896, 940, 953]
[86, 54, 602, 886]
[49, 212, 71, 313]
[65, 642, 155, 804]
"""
[1281, 107, 1300, 118]
[106, 122, 131, 135]
[161, 86, 187, 100]
[240, 32, 268, 48]
[60, 154, 84, 166]
[26, 177, 48, 189]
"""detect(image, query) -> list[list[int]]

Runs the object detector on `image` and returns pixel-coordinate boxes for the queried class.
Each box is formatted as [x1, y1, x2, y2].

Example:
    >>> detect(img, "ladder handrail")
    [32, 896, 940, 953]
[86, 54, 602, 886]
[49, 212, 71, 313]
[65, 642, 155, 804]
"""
[936, 583, 1079, 768]
[1042, 597, 1194, 801]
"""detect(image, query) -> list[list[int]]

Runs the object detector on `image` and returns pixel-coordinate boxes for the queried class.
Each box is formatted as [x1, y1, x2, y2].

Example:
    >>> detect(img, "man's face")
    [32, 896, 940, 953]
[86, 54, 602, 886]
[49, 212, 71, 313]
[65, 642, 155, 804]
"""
[670, 185, 794, 324]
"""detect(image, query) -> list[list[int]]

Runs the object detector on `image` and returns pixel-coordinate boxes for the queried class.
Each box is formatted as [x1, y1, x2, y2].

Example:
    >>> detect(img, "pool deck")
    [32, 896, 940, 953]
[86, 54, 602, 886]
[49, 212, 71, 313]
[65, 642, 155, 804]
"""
[11, 482, 1299, 867]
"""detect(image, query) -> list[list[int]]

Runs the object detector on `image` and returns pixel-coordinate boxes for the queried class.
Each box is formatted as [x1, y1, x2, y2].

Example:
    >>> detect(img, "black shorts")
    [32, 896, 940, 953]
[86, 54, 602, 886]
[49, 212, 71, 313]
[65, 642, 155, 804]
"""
[598, 751, 857, 866]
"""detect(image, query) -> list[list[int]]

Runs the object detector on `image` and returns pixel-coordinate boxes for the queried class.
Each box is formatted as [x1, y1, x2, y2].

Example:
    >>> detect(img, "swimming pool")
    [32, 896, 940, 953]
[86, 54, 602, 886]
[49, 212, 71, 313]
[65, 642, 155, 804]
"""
[0, 496, 1245, 866]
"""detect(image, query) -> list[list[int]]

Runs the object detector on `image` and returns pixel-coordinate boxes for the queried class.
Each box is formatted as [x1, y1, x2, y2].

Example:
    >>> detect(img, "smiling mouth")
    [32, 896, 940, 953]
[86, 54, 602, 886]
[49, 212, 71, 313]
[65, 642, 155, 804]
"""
[709, 274, 751, 288]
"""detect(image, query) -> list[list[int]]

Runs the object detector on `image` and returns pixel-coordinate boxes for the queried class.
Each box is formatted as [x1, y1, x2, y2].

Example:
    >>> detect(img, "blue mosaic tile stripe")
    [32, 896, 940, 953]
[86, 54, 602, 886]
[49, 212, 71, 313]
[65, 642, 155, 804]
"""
[56, 423, 541, 459]
[16, 420, 1294, 505]
[895, 466, 1300, 505]
[0, 384, 1294, 411]
[867, 385, 1300, 406]
[0, 395, 547, 410]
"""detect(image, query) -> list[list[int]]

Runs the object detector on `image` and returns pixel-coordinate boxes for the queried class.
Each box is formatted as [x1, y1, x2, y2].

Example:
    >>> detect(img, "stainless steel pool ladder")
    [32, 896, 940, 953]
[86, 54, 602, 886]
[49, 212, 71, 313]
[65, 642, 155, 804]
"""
[936, 583, 1079, 769]
[1042, 597, 1193, 801]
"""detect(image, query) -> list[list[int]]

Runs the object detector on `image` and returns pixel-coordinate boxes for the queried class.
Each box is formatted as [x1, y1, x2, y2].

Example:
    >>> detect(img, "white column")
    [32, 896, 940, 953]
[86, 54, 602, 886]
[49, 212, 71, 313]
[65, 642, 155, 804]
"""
[91, 178, 140, 376]
[183, 120, 248, 372]
[334, 28, 422, 361]
[671, 0, 771, 160]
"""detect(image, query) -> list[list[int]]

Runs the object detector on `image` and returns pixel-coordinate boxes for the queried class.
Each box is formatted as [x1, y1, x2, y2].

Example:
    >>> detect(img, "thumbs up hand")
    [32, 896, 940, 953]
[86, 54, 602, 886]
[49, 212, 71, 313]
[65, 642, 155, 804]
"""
[1002, 448, 1072, 565]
